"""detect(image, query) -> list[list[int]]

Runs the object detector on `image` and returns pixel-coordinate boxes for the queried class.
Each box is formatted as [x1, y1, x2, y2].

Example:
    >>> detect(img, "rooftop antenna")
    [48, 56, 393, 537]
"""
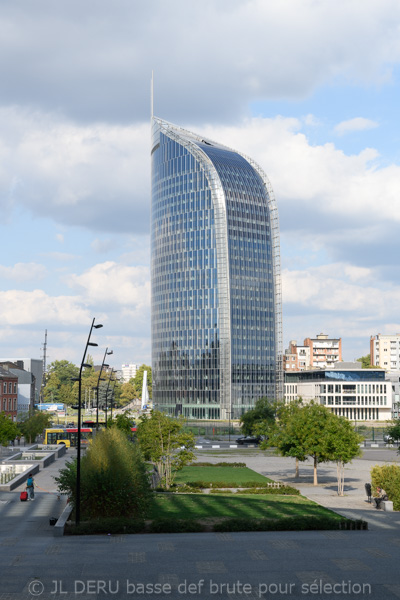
[151, 70, 154, 118]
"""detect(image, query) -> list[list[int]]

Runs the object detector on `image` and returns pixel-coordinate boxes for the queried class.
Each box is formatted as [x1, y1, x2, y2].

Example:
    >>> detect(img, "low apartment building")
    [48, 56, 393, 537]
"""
[285, 363, 391, 421]
[283, 340, 311, 372]
[303, 333, 342, 369]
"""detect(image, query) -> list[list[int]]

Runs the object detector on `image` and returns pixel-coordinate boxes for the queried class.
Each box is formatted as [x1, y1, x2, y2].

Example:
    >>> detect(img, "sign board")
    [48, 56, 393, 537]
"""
[35, 403, 65, 412]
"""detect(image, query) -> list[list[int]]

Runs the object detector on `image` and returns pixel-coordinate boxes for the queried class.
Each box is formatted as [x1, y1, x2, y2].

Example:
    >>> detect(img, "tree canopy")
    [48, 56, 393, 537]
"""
[385, 419, 400, 445]
[136, 411, 194, 489]
[44, 360, 79, 405]
[19, 411, 51, 443]
[325, 415, 363, 495]
[356, 354, 378, 369]
[240, 397, 275, 436]
[266, 400, 362, 489]
[0, 413, 20, 446]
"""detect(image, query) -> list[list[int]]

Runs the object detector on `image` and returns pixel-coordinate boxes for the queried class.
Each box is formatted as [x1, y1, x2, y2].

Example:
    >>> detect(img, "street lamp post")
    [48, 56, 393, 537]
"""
[95, 348, 113, 430]
[109, 377, 118, 422]
[76, 318, 103, 527]
[104, 368, 115, 426]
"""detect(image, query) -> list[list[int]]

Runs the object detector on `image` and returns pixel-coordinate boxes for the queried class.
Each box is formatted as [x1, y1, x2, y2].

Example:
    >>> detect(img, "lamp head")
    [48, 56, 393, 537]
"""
[94, 324, 103, 329]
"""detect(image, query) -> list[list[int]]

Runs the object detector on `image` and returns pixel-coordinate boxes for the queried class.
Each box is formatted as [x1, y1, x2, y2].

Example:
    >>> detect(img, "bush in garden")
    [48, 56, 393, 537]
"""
[55, 427, 151, 519]
[370, 464, 400, 510]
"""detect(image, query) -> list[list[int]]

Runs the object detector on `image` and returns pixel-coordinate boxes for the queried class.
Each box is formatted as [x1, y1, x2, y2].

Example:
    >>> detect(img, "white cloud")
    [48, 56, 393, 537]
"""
[0, 290, 92, 325]
[0, 107, 149, 233]
[67, 261, 150, 309]
[55, 233, 64, 243]
[0, 1, 400, 123]
[91, 239, 116, 254]
[0, 262, 47, 282]
[199, 117, 400, 233]
[282, 264, 400, 317]
[334, 117, 379, 136]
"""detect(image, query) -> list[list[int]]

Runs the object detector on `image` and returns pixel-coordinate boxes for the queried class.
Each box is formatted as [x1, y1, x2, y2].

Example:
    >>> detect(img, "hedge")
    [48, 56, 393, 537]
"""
[213, 516, 367, 532]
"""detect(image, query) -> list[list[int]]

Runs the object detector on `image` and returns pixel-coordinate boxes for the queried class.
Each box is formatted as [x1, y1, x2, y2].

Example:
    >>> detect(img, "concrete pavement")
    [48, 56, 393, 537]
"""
[0, 447, 400, 598]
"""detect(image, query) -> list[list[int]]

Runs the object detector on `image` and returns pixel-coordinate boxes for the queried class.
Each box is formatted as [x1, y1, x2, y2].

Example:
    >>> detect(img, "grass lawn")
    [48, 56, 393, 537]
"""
[175, 465, 272, 485]
[149, 493, 343, 521]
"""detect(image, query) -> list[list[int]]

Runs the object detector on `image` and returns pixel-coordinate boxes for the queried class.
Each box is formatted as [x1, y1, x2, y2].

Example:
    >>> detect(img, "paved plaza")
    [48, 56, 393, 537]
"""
[0, 447, 400, 599]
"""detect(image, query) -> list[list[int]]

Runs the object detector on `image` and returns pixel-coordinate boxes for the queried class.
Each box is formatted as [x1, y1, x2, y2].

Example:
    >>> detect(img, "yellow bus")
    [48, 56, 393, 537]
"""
[44, 427, 92, 448]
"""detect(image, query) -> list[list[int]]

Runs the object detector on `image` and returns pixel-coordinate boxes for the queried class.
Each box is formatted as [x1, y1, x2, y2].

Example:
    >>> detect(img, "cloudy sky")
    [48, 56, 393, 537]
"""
[1, 0, 400, 369]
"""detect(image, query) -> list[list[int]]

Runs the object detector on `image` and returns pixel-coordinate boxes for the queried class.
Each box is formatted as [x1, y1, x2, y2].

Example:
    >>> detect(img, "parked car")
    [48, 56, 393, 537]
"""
[236, 435, 264, 445]
[384, 434, 395, 443]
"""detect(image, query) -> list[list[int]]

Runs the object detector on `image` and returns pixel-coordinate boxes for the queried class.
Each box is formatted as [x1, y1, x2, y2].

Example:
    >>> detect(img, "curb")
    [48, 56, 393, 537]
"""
[53, 502, 73, 537]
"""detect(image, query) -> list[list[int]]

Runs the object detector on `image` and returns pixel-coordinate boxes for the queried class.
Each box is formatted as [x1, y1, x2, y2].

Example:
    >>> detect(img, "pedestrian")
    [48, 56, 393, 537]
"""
[26, 473, 35, 501]
[374, 486, 388, 509]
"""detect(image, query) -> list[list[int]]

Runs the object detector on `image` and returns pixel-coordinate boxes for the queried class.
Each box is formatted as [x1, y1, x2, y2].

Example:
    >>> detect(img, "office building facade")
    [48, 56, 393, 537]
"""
[151, 117, 282, 419]
[285, 365, 391, 421]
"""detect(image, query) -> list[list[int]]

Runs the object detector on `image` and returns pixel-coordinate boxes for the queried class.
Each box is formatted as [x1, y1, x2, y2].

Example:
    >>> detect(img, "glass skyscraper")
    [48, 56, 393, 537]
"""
[151, 117, 282, 420]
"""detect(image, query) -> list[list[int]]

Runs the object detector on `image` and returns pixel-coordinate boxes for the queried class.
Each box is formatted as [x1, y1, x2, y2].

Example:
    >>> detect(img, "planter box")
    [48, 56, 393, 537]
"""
[0, 463, 39, 491]
[3, 451, 56, 469]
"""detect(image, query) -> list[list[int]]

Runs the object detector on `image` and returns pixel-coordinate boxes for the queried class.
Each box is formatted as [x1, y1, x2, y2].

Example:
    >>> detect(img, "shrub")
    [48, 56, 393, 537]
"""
[236, 486, 300, 495]
[149, 518, 205, 533]
[179, 479, 281, 489]
[191, 462, 246, 468]
[175, 484, 203, 493]
[65, 518, 145, 535]
[213, 516, 367, 533]
[55, 428, 151, 520]
[370, 464, 400, 510]
[209, 489, 233, 494]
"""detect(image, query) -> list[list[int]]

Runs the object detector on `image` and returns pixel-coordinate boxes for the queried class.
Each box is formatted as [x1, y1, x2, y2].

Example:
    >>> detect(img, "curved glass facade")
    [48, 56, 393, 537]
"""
[151, 118, 281, 419]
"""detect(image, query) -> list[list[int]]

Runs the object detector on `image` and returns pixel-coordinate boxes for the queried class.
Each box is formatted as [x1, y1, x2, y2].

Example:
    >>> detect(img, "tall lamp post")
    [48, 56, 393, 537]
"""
[104, 368, 115, 426]
[109, 376, 118, 422]
[76, 318, 103, 527]
[95, 348, 113, 430]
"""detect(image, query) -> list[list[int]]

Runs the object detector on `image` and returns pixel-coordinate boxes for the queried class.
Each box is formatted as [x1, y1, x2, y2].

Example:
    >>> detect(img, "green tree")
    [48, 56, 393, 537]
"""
[136, 411, 195, 489]
[240, 397, 275, 436]
[0, 413, 21, 446]
[44, 360, 79, 405]
[19, 411, 51, 443]
[108, 412, 135, 435]
[356, 354, 379, 369]
[263, 400, 307, 478]
[325, 416, 363, 495]
[385, 419, 400, 445]
[119, 381, 137, 406]
[55, 428, 151, 519]
[296, 403, 340, 485]
[268, 401, 362, 487]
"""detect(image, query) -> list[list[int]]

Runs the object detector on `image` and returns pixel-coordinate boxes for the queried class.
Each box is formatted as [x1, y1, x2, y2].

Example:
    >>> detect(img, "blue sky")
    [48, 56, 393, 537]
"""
[1, 0, 400, 368]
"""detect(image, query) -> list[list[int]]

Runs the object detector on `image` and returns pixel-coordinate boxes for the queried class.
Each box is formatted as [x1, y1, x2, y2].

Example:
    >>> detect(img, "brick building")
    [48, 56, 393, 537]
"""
[0, 365, 18, 421]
